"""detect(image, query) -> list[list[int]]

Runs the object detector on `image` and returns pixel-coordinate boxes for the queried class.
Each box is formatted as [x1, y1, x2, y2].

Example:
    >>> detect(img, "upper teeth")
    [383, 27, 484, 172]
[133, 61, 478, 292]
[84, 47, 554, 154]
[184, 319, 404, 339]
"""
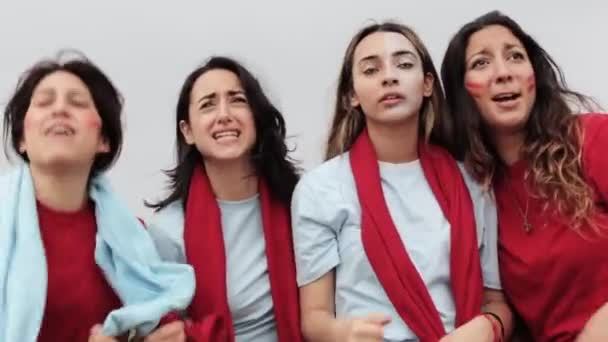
[50, 126, 73, 135]
[213, 131, 239, 139]
[494, 93, 518, 101]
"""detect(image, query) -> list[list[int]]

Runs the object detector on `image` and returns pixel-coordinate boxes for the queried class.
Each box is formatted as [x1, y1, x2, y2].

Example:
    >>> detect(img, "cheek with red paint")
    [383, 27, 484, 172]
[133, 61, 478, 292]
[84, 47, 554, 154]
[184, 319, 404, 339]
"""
[83, 112, 103, 130]
[526, 74, 536, 93]
[464, 80, 489, 98]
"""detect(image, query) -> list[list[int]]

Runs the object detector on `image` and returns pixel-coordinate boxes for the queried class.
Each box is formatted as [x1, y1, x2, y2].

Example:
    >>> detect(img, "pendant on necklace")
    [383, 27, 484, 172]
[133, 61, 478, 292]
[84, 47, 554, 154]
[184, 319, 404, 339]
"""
[523, 220, 532, 233]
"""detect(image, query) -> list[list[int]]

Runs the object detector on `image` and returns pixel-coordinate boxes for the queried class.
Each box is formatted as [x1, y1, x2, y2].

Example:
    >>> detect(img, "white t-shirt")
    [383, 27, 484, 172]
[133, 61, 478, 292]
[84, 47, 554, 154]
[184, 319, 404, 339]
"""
[291, 153, 500, 342]
[147, 195, 277, 342]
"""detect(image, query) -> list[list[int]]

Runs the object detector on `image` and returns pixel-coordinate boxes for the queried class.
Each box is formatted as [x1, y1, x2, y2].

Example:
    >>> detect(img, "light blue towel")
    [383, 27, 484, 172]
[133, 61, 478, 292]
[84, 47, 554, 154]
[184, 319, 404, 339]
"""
[0, 165, 195, 341]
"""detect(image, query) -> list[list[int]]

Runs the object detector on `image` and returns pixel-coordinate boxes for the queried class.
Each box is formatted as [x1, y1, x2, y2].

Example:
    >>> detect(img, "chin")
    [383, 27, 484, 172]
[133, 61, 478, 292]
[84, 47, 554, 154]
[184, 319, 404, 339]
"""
[371, 110, 418, 125]
[207, 151, 250, 163]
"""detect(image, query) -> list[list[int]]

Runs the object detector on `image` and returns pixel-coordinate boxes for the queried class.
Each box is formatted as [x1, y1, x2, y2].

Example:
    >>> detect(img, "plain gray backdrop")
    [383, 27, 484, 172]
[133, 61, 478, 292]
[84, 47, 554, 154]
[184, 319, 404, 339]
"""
[1, 1, 606, 219]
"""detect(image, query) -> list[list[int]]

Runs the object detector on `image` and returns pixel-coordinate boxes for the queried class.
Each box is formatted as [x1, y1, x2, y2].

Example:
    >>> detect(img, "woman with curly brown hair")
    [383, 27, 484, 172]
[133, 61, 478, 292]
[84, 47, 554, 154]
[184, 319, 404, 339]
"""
[441, 10, 608, 342]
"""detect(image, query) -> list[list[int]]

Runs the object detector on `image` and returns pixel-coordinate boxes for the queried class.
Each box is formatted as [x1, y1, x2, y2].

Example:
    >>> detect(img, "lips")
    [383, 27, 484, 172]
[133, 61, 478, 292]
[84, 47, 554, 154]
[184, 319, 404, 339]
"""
[379, 92, 405, 104]
[45, 123, 75, 136]
[492, 92, 521, 102]
[212, 129, 240, 140]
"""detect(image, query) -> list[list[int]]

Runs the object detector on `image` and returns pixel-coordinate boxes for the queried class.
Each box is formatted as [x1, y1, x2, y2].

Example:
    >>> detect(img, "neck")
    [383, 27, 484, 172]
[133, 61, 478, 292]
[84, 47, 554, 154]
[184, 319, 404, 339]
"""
[367, 116, 419, 163]
[30, 163, 91, 212]
[494, 129, 526, 166]
[204, 157, 258, 201]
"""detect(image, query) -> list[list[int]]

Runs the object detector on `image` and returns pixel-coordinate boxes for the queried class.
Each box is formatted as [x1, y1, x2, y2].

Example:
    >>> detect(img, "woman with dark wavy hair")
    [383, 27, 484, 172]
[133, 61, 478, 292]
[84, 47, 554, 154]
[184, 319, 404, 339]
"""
[0, 53, 195, 342]
[147, 56, 303, 341]
[441, 10, 608, 342]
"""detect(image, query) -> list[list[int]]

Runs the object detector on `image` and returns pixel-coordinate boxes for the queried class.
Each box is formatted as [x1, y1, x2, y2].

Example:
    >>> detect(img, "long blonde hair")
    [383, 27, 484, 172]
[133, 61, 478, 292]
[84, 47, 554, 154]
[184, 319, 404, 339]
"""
[325, 22, 450, 160]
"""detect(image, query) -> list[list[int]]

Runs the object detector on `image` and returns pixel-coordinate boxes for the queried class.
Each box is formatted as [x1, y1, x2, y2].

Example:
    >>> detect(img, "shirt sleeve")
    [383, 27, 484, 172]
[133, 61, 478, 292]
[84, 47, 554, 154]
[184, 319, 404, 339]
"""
[146, 203, 188, 264]
[583, 114, 608, 204]
[458, 163, 502, 290]
[291, 173, 345, 287]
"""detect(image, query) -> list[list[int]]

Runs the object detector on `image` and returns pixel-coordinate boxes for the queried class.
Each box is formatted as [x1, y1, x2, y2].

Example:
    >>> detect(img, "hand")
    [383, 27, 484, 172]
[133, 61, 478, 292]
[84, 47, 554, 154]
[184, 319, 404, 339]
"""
[88, 324, 119, 342]
[576, 302, 608, 342]
[143, 321, 186, 342]
[338, 313, 392, 342]
[439, 315, 494, 342]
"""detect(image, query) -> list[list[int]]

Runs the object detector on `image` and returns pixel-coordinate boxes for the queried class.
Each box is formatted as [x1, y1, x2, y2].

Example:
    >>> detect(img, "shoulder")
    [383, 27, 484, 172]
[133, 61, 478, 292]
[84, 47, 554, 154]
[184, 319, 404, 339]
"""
[148, 201, 185, 239]
[294, 153, 354, 197]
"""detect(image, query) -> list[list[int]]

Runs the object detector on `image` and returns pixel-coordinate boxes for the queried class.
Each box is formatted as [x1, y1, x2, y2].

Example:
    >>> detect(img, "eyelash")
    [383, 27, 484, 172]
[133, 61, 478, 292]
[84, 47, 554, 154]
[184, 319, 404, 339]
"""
[70, 99, 89, 107]
[199, 96, 248, 110]
[33, 98, 89, 107]
[510, 51, 525, 61]
[363, 68, 378, 75]
[363, 62, 414, 75]
[470, 51, 526, 69]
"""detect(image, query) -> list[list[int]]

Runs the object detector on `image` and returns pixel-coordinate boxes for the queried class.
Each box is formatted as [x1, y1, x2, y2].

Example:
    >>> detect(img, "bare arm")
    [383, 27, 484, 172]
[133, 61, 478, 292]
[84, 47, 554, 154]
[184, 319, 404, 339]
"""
[300, 271, 344, 341]
[482, 288, 514, 341]
[300, 271, 390, 342]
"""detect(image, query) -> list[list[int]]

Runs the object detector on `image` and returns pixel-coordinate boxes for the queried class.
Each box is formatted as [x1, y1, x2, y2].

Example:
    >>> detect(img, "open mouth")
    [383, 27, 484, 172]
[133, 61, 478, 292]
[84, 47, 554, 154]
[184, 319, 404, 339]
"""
[492, 92, 521, 102]
[212, 129, 240, 140]
[46, 124, 75, 136]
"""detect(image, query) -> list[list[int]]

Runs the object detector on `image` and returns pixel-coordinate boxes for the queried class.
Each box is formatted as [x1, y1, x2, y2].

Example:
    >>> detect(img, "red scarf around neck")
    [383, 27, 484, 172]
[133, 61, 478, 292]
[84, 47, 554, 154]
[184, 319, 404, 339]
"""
[349, 129, 483, 342]
[182, 165, 302, 342]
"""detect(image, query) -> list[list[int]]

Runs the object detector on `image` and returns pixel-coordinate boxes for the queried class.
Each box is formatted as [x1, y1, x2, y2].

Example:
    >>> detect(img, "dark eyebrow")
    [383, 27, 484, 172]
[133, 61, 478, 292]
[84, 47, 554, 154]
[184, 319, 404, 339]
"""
[197, 92, 216, 104]
[466, 48, 490, 65]
[227, 90, 245, 96]
[32, 88, 54, 97]
[358, 50, 417, 64]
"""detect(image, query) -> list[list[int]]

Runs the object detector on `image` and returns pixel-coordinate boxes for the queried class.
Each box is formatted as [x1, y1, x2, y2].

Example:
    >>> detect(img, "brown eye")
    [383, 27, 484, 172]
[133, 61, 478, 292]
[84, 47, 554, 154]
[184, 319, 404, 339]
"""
[471, 59, 488, 70]
[397, 62, 414, 69]
[510, 51, 526, 61]
[232, 96, 248, 103]
[363, 67, 378, 75]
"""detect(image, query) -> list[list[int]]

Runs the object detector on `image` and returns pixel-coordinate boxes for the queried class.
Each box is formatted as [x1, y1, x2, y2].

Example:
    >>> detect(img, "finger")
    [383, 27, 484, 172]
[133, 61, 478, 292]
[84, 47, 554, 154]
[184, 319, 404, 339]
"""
[90, 324, 104, 336]
[352, 322, 385, 340]
[363, 313, 392, 325]
[144, 321, 185, 341]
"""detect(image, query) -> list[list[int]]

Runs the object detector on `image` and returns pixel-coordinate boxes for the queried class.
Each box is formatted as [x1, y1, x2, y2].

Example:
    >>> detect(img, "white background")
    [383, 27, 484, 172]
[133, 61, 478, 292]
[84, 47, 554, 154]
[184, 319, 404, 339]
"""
[1, 1, 606, 218]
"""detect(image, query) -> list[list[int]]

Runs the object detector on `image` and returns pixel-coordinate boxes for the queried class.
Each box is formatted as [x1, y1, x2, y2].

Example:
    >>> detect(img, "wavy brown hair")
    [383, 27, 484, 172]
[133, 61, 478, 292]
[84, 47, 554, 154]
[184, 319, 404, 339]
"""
[325, 21, 449, 160]
[441, 11, 600, 229]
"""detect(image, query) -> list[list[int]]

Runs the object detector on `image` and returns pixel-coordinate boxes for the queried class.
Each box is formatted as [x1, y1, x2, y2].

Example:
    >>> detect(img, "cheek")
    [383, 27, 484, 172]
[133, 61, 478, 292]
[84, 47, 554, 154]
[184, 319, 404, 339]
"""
[526, 74, 536, 93]
[23, 113, 36, 131]
[464, 79, 489, 99]
[352, 78, 376, 107]
[240, 112, 257, 140]
[23, 108, 45, 132]
[83, 111, 103, 130]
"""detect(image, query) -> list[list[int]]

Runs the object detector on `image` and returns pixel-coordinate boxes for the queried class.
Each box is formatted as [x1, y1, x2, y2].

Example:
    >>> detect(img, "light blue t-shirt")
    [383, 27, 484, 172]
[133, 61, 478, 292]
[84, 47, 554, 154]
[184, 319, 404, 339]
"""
[291, 153, 500, 342]
[147, 195, 277, 342]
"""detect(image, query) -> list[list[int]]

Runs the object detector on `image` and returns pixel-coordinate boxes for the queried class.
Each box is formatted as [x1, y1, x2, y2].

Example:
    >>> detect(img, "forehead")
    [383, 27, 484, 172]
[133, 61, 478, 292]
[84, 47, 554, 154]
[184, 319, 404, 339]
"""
[466, 25, 524, 56]
[33, 70, 90, 95]
[191, 69, 243, 95]
[353, 31, 418, 62]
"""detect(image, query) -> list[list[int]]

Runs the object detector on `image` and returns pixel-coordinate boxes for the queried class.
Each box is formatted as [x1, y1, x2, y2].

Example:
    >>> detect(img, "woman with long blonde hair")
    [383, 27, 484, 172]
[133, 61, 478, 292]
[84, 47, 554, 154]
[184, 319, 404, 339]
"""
[291, 21, 512, 342]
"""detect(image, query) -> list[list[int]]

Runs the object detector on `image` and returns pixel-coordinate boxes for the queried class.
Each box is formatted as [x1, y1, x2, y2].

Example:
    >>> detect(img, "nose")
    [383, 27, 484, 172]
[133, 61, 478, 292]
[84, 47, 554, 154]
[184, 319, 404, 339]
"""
[216, 99, 233, 124]
[494, 58, 513, 84]
[50, 97, 70, 118]
[381, 65, 399, 87]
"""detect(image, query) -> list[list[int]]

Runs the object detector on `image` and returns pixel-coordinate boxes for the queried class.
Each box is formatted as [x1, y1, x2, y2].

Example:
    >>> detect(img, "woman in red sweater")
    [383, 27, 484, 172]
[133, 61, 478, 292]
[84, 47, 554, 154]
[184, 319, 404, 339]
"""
[441, 10, 608, 342]
[1, 53, 190, 342]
